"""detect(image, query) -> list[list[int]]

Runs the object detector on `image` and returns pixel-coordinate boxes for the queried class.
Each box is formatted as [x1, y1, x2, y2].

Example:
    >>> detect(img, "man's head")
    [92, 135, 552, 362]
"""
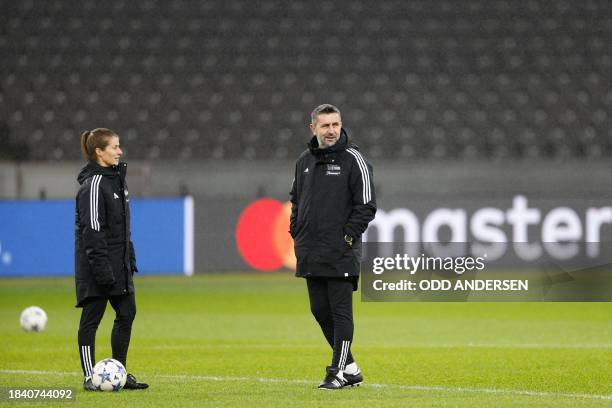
[310, 104, 342, 149]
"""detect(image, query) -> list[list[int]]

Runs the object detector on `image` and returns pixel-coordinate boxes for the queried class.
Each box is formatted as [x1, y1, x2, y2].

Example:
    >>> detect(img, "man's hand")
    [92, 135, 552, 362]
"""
[344, 234, 354, 247]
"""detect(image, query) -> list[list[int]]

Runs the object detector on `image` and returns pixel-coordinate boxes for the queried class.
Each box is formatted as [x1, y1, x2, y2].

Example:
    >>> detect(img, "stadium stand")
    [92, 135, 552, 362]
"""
[1, 0, 611, 160]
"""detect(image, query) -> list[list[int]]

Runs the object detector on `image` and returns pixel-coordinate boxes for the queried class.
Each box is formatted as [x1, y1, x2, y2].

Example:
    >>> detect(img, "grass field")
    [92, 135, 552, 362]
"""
[0, 273, 611, 407]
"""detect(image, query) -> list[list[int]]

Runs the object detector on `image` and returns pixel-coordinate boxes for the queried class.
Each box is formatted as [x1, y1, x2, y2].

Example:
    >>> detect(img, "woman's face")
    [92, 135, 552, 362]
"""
[96, 136, 122, 167]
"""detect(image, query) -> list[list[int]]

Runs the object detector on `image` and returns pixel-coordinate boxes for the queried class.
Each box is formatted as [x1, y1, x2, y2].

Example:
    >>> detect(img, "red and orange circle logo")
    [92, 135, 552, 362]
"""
[235, 198, 296, 271]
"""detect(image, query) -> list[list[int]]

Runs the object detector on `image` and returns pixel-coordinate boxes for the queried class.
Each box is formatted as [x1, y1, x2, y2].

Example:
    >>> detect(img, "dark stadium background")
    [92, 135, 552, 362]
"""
[1, 0, 611, 272]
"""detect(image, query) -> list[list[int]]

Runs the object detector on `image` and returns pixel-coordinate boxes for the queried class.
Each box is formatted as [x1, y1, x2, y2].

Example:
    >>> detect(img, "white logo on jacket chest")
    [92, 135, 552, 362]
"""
[113, 193, 120, 199]
[326, 164, 341, 176]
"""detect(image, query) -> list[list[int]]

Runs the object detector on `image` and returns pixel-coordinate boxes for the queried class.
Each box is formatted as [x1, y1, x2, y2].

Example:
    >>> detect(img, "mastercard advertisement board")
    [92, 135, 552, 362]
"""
[234, 196, 612, 273]
[235, 198, 296, 271]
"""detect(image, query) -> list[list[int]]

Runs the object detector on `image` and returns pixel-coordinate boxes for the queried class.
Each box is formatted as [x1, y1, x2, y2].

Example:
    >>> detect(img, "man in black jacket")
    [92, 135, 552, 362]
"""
[290, 104, 377, 389]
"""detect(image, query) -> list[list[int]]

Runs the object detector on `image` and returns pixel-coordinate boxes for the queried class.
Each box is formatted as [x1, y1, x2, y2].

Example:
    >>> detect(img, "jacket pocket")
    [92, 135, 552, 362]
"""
[311, 226, 345, 263]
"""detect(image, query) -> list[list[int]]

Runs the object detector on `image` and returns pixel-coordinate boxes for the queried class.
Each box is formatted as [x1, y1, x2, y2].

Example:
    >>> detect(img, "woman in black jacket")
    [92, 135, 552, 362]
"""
[75, 128, 148, 391]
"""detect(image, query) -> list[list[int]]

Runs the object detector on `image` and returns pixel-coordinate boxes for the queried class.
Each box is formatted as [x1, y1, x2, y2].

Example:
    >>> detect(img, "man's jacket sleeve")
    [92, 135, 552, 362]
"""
[129, 241, 138, 273]
[77, 176, 115, 285]
[289, 162, 298, 238]
[344, 152, 377, 239]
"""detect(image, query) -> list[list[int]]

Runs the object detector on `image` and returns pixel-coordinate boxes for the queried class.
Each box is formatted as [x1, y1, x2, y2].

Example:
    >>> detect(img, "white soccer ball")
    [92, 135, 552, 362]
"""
[91, 358, 127, 391]
[20, 306, 47, 332]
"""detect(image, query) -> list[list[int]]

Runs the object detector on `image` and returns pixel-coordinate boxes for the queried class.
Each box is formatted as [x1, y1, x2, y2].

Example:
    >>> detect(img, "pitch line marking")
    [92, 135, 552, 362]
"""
[14, 343, 612, 352]
[0, 369, 610, 401]
[143, 342, 612, 350]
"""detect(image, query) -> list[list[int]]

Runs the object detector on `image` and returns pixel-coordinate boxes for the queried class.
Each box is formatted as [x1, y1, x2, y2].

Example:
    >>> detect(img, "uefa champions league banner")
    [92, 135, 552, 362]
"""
[0, 197, 194, 277]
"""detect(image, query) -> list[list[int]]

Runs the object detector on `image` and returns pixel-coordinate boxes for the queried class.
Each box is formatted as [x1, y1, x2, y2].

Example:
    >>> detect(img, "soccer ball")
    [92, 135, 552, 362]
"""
[20, 306, 47, 332]
[91, 359, 127, 391]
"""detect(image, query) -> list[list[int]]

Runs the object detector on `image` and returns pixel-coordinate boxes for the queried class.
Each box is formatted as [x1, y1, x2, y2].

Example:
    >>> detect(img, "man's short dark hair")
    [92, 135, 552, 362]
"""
[311, 104, 341, 124]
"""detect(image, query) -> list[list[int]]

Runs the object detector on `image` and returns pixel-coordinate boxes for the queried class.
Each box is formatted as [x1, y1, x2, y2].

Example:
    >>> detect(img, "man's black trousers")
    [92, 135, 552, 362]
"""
[78, 294, 136, 378]
[306, 277, 355, 370]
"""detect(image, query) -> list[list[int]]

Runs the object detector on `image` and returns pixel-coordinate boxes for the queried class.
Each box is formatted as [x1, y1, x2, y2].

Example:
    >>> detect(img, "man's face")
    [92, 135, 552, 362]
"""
[310, 112, 342, 149]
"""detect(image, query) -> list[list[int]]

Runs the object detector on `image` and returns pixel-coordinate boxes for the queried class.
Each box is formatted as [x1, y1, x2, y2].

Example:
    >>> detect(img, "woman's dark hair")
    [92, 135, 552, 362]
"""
[80, 128, 117, 161]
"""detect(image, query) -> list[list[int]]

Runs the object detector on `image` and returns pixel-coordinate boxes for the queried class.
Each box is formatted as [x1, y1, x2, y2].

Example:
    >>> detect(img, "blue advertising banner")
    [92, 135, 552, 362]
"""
[0, 197, 193, 277]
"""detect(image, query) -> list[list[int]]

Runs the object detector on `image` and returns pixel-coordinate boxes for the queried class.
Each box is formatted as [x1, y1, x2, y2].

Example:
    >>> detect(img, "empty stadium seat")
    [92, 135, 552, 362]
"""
[1, 0, 610, 159]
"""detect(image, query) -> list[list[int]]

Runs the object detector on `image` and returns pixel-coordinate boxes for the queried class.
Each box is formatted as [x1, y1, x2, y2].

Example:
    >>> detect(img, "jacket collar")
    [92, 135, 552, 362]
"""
[77, 161, 127, 184]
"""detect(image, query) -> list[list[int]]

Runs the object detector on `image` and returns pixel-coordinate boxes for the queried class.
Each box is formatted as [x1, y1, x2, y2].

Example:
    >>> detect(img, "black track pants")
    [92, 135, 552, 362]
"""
[306, 277, 355, 370]
[77, 294, 136, 378]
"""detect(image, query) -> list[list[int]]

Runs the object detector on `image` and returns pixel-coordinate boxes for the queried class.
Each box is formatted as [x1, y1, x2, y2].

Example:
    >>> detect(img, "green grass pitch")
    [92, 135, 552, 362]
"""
[0, 273, 611, 407]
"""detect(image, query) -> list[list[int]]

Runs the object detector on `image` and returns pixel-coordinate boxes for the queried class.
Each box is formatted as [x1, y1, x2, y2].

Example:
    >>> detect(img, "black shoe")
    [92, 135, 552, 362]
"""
[83, 377, 97, 391]
[343, 369, 363, 387]
[123, 373, 149, 390]
[318, 366, 346, 390]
